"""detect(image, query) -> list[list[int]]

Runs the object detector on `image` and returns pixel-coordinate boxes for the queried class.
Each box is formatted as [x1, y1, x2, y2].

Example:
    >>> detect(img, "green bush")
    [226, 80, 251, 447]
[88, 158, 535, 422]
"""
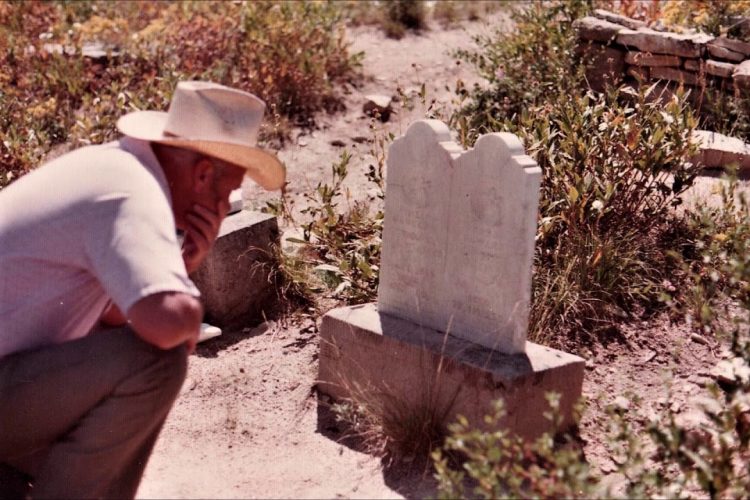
[519, 86, 700, 346]
[452, 0, 592, 138]
[451, 0, 705, 348]
[268, 146, 385, 306]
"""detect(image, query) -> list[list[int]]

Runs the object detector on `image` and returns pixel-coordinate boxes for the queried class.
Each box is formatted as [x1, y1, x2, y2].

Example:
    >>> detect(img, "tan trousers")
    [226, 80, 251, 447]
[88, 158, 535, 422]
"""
[0, 327, 188, 499]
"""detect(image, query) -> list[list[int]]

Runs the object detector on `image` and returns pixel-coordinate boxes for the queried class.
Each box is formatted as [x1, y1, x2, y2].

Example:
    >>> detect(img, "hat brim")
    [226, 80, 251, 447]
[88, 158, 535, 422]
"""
[117, 110, 285, 191]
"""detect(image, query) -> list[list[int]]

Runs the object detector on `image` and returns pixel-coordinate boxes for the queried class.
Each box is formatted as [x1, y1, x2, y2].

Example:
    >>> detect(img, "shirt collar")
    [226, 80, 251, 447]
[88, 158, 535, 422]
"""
[118, 136, 173, 207]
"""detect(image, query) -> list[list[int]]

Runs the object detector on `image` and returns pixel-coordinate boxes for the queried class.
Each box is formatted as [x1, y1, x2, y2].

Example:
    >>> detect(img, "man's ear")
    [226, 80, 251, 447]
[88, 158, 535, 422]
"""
[192, 158, 215, 193]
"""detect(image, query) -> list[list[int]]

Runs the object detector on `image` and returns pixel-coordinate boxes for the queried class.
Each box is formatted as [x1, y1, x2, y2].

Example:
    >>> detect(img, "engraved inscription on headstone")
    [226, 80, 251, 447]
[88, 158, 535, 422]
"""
[378, 120, 541, 354]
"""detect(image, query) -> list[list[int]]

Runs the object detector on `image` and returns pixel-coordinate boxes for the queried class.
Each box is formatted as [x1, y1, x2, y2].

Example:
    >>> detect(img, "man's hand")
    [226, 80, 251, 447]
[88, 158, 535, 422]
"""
[182, 203, 225, 274]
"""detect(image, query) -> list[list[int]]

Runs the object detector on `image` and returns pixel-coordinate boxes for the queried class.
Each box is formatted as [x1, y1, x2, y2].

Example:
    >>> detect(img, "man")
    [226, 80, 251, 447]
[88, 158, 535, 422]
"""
[0, 81, 285, 498]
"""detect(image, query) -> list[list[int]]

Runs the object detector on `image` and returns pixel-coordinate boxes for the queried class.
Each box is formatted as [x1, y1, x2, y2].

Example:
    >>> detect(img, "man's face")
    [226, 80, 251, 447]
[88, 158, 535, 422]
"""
[193, 161, 246, 217]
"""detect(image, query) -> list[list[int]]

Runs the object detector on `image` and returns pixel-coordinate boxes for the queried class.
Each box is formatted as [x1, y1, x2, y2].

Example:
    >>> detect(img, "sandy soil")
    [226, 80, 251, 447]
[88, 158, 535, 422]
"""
[138, 13, 747, 499]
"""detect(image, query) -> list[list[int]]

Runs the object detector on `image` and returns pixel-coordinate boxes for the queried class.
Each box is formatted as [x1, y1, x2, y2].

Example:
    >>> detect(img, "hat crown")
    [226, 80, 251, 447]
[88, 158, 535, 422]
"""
[163, 81, 266, 146]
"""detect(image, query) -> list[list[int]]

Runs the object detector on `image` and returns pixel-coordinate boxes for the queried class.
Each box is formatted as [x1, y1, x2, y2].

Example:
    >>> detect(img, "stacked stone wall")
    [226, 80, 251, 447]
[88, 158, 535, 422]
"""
[574, 9, 750, 99]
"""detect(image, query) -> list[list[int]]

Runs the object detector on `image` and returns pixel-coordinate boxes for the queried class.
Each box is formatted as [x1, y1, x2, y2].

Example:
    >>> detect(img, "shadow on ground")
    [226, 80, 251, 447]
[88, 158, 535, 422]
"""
[195, 322, 270, 358]
[314, 394, 440, 499]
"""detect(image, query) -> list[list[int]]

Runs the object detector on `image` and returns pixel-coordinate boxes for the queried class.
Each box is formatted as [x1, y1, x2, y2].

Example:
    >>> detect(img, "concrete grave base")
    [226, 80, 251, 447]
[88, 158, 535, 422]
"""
[190, 210, 280, 330]
[318, 303, 585, 441]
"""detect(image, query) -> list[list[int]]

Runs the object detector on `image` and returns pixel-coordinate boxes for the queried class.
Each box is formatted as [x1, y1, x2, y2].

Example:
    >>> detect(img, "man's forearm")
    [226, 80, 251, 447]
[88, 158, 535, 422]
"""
[127, 292, 203, 351]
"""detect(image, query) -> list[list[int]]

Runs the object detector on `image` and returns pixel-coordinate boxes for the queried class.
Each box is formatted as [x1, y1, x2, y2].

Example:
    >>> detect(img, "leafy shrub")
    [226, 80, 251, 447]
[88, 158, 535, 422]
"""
[452, 0, 706, 348]
[433, 396, 595, 499]
[519, 86, 700, 346]
[0, 1, 361, 189]
[383, 0, 426, 39]
[676, 171, 750, 331]
[269, 148, 384, 306]
[660, 0, 750, 37]
[452, 0, 591, 137]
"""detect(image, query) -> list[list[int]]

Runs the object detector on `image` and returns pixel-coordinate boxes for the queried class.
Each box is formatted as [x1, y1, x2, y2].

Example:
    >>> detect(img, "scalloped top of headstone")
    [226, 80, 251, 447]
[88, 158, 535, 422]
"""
[377, 120, 541, 354]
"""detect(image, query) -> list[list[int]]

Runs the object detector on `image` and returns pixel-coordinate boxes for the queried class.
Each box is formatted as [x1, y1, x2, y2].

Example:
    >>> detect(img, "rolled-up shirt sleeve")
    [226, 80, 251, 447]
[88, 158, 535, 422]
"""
[82, 183, 200, 316]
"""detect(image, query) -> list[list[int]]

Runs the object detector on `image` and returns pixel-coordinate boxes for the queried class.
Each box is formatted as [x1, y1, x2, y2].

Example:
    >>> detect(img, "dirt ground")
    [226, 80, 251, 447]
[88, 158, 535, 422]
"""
[137, 13, 748, 499]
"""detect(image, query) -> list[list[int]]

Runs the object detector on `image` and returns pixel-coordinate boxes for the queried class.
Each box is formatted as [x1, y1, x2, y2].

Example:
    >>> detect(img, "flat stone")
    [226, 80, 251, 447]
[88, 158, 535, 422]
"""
[573, 16, 623, 43]
[706, 43, 745, 62]
[317, 303, 585, 440]
[191, 210, 280, 329]
[616, 28, 712, 58]
[378, 120, 540, 354]
[706, 59, 736, 78]
[577, 44, 626, 93]
[593, 9, 646, 30]
[650, 66, 700, 86]
[709, 37, 750, 57]
[691, 129, 750, 170]
[624, 51, 681, 67]
[733, 60, 750, 89]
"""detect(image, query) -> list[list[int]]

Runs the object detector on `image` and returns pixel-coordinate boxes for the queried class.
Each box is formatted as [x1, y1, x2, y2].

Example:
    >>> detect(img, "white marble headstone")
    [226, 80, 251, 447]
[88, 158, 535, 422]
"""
[377, 120, 541, 354]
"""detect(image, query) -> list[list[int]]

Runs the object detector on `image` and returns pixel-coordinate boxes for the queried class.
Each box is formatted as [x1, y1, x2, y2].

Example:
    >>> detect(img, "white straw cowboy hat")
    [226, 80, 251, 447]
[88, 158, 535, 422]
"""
[117, 81, 285, 190]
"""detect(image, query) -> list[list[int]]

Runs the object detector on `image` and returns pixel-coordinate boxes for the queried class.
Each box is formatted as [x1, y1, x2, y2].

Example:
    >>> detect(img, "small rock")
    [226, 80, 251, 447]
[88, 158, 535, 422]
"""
[639, 350, 657, 364]
[352, 136, 371, 144]
[297, 138, 308, 147]
[712, 357, 750, 387]
[330, 139, 346, 147]
[612, 396, 630, 411]
[363, 94, 393, 122]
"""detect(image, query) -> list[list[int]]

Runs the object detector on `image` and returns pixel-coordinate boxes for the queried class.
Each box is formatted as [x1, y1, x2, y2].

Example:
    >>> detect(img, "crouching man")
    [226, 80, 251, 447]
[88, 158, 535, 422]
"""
[0, 81, 285, 498]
